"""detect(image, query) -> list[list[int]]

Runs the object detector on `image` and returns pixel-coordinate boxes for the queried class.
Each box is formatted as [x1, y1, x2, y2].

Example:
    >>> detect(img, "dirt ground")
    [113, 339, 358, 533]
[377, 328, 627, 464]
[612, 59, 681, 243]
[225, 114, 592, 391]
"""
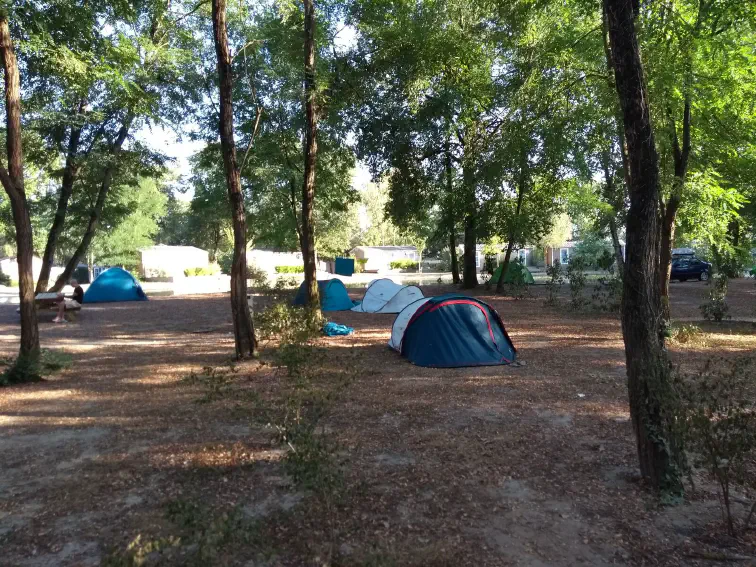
[0, 278, 755, 566]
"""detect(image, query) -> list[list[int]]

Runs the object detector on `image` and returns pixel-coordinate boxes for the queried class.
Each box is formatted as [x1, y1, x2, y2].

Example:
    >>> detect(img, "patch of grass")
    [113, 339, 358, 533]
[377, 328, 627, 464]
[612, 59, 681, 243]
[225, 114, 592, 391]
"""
[668, 323, 706, 346]
[0, 349, 73, 387]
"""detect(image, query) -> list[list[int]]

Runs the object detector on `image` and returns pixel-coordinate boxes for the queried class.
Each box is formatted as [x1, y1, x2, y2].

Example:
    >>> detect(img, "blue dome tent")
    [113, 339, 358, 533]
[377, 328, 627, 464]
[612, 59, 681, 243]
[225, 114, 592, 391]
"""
[292, 279, 355, 311]
[83, 267, 148, 303]
[389, 294, 516, 367]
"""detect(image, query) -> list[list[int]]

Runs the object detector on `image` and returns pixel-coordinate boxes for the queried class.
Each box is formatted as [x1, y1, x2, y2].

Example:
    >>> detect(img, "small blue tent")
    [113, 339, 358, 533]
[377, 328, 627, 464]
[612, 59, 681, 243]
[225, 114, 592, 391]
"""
[83, 267, 148, 303]
[390, 294, 516, 368]
[292, 279, 354, 311]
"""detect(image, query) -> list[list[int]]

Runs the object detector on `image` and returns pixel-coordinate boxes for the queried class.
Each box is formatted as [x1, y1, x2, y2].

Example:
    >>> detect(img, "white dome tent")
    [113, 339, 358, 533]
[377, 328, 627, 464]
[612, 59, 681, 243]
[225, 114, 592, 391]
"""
[388, 297, 430, 351]
[352, 278, 425, 314]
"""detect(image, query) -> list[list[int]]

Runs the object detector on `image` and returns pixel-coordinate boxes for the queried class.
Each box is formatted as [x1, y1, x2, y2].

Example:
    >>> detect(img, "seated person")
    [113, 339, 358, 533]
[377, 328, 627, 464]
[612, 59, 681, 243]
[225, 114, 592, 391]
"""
[53, 279, 84, 323]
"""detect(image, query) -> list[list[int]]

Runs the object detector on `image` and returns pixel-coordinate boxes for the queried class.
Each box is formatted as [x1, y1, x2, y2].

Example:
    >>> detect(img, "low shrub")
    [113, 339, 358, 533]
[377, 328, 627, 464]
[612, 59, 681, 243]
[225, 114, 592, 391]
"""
[275, 265, 305, 274]
[668, 323, 706, 346]
[566, 257, 587, 310]
[256, 302, 322, 344]
[184, 265, 220, 277]
[591, 265, 622, 312]
[247, 263, 269, 290]
[676, 357, 756, 535]
[700, 273, 730, 322]
[389, 259, 418, 271]
[0, 349, 73, 387]
[0, 270, 10, 286]
[545, 261, 564, 306]
[355, 258, 368, 273]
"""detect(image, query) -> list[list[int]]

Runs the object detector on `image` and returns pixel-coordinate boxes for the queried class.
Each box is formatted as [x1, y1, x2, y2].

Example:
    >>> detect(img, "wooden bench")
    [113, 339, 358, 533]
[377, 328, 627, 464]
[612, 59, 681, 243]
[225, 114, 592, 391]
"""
[34, 293, 82, 322]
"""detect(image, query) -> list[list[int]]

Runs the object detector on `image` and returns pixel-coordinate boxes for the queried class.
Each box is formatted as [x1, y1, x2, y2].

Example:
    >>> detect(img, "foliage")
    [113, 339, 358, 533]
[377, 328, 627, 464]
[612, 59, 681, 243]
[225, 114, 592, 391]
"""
[572, 233, 615, 270]
[676, 357, 756, 536]
[181, 365, 237, 404]
[0, 270, 10, 287]
[591, 265, 622, 312]
[0, 349, 72, 387]
[256, 303, 322, 345]
[274, 265, 305, 274]
[566, 257, 587, 310]
[700, 274, 730, 322]
[505, 261, 530, 301]
[247, 263, 270, 290]
[183, 265, 220, 277]
[545, 261, 564, 306]
[668, 324, 706, 347]
[389, 259, 418, 271]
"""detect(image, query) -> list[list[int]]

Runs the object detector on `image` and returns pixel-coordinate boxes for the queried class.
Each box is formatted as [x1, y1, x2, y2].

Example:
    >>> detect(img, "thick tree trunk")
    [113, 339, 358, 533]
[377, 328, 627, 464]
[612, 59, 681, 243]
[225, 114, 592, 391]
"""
[212, 0, 257, 359]
[301, 0, 320, 308]
[605, 0, 683, 494]
[0, 18, 39, 362]
[37, 115, 83, 293]
[51, 119, 132, 292]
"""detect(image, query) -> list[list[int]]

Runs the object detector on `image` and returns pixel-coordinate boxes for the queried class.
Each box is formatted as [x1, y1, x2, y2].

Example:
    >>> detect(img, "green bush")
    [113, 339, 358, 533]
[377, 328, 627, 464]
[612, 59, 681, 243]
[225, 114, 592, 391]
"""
[676, 357, 756, 535]
[0, 270, 10, 286]
[572, 235, 614, 269]
[275, 265, 305, 274]
[545, 261, 564, 306]
[389, 259, 418, 271]
[184, 265, 220, 277]
[355, 258, 368, 273]
[566, 257, 587, 310]
[669, 323, 706, 346]
[700, 273, 730, 322]
[247, 263, 269, 290]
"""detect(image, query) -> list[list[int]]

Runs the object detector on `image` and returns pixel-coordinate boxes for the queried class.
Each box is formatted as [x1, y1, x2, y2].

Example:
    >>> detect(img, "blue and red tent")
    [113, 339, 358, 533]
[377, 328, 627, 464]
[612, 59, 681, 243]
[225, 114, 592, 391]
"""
[389, 294, 516, 368]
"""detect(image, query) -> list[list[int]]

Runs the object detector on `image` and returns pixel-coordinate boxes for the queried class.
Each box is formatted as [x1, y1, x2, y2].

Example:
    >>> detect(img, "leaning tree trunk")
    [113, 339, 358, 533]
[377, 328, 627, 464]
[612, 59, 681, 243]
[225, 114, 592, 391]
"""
[605, 0, 684, 494]
[609, 216, 625, 277]
[212, 0, 257, 359]
[37, 115, 83, 293]
[0, 17, 39, 362]
[449, 228, 459, 284]
[50, 119, 132, 292]
[300, 0, 320, 308]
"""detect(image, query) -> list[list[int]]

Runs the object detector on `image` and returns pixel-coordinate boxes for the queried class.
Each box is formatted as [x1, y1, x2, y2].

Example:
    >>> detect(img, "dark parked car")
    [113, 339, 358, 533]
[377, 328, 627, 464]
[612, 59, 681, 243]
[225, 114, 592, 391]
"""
[670, 257, 711, 282]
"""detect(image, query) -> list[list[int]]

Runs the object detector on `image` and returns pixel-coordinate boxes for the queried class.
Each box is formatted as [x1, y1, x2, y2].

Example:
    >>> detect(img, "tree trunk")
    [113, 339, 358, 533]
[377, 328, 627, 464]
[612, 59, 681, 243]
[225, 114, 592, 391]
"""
[496, 164, 527, 294]
[50, 119, 132, 292]
[300, 0, 320, 308]
[0, 17, 39, 361]
[462, 162, 477, 288]
[605, 0, 683, 494]
[609, 216, 625, 277]
[37, 113, 84, 293]
[449, 228, 459, 284]
[444, 138, 459, 284]
[212, 0, 257, 359]
[659, 96, 690, 318]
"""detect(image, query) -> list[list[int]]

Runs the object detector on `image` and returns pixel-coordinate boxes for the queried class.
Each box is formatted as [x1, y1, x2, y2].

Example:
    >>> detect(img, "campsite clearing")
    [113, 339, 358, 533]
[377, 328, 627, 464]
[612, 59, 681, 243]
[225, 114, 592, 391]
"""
[0, 280, 755, 565]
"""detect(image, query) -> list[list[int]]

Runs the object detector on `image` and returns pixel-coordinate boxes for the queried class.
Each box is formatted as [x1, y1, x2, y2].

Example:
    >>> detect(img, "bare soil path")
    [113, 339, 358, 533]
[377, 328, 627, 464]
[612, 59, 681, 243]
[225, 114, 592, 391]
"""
[1, 279, 755, 566]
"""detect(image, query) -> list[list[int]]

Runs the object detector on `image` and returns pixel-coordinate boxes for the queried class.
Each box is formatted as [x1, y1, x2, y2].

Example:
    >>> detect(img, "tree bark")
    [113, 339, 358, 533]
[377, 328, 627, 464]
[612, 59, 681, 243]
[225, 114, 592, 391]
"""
[212, 0, 257, 359]
[300, 0, 320, 308]
[37, 109, 84, 293]
[608, 216, 625, 276]
[50, 118, 132, 292]
[605, 0, 683, 494]
[462, 162, 477, 288]
[0, 17, 39, 361]
[445, 139, 460, 284]
[496, 158, 527, 294]
[658, 97, 690, 318]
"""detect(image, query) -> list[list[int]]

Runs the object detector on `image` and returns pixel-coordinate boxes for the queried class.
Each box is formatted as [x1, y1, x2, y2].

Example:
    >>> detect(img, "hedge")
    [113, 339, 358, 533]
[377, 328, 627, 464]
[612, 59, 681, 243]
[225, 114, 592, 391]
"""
[184, 265, 220, 277]
[275, 265, 305, 273]
[390, 259, 419, 271]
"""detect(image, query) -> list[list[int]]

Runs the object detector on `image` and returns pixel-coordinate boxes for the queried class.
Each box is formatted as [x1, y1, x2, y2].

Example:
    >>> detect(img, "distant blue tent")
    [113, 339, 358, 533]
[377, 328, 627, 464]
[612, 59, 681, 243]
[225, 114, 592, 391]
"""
[83, 267, 148, 303]
[389, 294, 516, 368]
[292, 279, 354, 311]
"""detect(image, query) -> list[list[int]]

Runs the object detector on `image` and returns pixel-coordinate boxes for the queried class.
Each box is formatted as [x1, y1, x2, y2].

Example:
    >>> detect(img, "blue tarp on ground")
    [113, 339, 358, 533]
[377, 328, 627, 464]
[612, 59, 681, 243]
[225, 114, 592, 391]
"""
[399, 294, 516, 368]
[334, 257, 355, 276]
[83, 267, 148, 303]
[292, 279, 355, 311]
